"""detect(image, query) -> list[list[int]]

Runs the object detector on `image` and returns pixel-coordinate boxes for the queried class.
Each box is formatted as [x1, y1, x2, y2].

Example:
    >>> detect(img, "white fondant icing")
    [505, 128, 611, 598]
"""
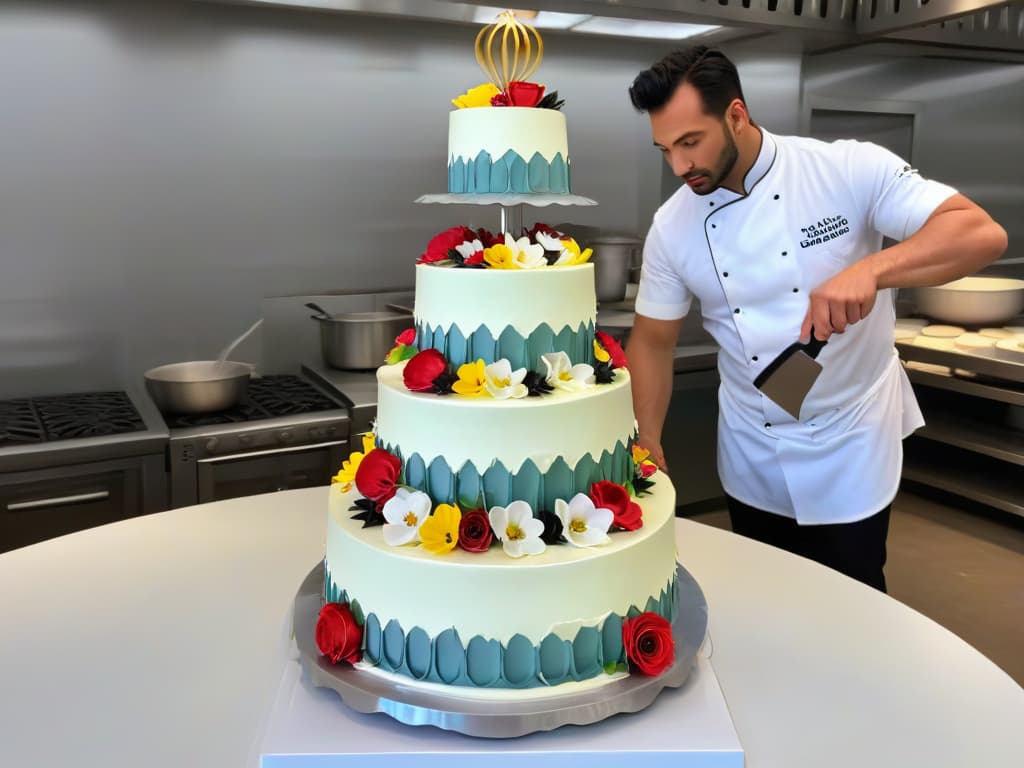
[326, 475, 677, 643]
[449, 107, 568, 164]
[375, 362, 634, 474]
[413, 263, 596, 338]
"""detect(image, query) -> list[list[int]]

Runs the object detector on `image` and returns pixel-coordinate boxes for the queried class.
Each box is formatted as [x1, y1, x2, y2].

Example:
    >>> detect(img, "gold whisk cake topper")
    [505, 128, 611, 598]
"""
[474, 10, 544, 91]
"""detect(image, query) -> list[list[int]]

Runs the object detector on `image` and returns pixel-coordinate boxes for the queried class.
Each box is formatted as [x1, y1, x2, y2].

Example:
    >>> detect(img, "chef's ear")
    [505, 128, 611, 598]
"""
[725, 98, 751, 132]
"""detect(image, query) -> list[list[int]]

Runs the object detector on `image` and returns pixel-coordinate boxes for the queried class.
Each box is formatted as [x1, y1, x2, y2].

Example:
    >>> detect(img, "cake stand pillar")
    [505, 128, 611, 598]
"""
[500, 204, 524, 235]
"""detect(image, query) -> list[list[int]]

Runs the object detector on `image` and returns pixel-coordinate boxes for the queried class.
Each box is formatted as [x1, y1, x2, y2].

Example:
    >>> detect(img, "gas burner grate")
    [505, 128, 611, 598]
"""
[163, 375, 339, 428]
[34, 392, 146, 440]
[0, 391, 146, 445]
[0, 399, 45, 446]
[247, 375, 338, 416]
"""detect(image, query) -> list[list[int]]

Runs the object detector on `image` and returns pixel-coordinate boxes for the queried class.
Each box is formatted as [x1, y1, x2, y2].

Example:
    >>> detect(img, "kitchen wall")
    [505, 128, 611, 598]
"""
[0, 0, 691, 399]
[803, 46, 1023, 266]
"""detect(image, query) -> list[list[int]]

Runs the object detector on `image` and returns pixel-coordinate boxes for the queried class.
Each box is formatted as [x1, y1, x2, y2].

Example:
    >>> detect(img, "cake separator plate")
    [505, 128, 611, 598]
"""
[415, 192, 598, 207]
[292, 562, 709, 738]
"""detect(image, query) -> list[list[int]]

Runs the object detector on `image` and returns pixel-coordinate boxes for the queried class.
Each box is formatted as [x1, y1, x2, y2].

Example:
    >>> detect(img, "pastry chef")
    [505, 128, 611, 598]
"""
[626, 47, 1007, 590]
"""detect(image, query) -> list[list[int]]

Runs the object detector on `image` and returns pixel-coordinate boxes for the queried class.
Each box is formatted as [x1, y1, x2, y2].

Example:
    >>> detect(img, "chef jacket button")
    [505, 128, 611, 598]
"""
[752, 355, 759, 361]
[793, 287, 799, 293]
[711, 223, 717, 229]
[782, 251, 788, 256]
[723, 271, 729, 277]
[709, 201, 715, 207]
[734, 307, 741, 314]
[765, 422, 772, 429]
[773, 194, 780, 200]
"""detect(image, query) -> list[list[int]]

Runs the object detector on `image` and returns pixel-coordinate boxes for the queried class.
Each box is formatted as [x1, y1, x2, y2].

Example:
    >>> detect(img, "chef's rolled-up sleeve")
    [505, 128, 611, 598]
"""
[846, 141, 958, 242]
[634, 222, 692, 320]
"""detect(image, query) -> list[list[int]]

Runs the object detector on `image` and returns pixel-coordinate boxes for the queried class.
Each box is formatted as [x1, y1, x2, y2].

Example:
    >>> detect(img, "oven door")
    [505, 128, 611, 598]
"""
[0, 456, 161, 553]
[195, 440, 348, 504]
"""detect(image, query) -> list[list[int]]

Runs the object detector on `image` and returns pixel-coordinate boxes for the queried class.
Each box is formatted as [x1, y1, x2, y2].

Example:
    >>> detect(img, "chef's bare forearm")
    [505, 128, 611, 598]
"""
[868, 193, 1007, 290]
[626, 315, 683, 446]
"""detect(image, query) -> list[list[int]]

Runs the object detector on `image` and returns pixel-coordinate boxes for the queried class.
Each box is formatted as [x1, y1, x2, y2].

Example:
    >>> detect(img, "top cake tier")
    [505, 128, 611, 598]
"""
[448, 107, 570, 195]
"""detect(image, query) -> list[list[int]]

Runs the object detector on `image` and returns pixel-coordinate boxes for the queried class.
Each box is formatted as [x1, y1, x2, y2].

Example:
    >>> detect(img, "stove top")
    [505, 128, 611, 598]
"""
[0, 392, 147, 447]
[163, 375, 342, 429]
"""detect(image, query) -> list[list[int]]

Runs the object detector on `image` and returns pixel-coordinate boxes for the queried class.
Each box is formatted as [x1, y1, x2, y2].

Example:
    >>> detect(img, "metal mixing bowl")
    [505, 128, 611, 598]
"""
[914, 276, 1024, 326]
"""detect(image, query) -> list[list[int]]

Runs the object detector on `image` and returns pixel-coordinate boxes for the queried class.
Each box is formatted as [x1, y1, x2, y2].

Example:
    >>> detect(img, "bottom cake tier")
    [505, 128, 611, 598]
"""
[324, 475, 678, 691]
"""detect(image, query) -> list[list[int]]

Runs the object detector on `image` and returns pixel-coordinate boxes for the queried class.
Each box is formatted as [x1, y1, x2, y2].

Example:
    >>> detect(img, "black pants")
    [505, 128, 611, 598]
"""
[726, 495, 891, 592]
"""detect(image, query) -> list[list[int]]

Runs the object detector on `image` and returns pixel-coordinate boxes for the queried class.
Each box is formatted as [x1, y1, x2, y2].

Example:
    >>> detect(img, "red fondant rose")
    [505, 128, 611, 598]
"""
[590, 480, 643, 531]
[316, 602, 363, 665]
[354, 448, 402, 503]
[596, 330, 628, 369]
[506, 81, 546, 107]
[639, 462, 657, 479]
[458, 508, 493, 553]
[475, 227, 501, 248]
[418, 226, 478, 264]
[403, 349, 448, 392]
[526, 222, 563, 240]
[395, 328, 416, 347]
[622, 612, 674, 676]
[490, 91, 511, 107]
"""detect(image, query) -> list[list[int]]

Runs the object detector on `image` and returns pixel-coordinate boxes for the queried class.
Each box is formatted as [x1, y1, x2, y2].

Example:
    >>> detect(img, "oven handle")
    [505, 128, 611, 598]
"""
[197, 439, 349, 464]
[6, 490, 111, 512]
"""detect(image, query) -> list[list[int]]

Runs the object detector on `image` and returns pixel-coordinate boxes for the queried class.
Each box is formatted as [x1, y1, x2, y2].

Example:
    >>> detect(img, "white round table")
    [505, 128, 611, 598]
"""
[0, 487, 1020, 767]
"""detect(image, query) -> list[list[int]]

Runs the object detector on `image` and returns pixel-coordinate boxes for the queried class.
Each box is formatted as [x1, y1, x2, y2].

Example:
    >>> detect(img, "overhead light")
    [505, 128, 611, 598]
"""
[571, 17, 721, 39]
[470, 7, 590, 29]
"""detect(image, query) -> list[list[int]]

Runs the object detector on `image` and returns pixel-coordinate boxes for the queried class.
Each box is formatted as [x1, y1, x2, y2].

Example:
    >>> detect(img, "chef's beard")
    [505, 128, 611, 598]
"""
[684, 123, 739, 196]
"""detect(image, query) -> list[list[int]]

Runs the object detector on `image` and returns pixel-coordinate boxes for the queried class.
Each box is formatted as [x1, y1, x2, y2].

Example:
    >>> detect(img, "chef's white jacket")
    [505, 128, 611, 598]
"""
[636, 129, 957, 524]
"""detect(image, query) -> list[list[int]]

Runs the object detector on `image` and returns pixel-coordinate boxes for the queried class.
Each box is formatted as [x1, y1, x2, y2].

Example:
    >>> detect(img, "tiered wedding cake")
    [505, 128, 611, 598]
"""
[315, 11, 679, 701]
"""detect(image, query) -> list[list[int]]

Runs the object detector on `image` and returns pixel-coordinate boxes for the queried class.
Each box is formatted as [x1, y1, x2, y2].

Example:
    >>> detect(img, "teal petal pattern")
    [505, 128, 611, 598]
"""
[451, 149, 573, 194]
[417, 321, 595, 374]
[325, 572, 679, 689]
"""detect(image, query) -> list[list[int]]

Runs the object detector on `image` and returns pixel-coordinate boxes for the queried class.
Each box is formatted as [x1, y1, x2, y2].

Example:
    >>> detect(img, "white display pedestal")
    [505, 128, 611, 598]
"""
[258, 639, 743, 768]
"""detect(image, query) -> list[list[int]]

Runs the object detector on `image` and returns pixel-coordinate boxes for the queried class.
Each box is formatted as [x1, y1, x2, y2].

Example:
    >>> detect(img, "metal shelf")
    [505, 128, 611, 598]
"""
[905, 366, 1024, 407]
[915, 412, 1024, 466]
[903, 445, 1024, 519]
[897, 341, 1024, 385]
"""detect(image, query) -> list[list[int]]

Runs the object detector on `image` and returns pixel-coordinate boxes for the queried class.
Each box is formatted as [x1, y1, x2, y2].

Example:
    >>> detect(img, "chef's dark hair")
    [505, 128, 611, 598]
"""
[629, 47, 747, 117]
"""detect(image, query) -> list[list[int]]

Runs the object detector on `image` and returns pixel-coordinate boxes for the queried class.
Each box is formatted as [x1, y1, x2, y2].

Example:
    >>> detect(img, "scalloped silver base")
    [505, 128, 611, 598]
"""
[415, 193, 598, 207]
[293, 562, 708, 738]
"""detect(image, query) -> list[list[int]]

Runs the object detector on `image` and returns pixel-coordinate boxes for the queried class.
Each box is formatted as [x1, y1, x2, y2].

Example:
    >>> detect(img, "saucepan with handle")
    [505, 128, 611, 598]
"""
[307, 302, 414, 370]
[144, 319, 262, 414]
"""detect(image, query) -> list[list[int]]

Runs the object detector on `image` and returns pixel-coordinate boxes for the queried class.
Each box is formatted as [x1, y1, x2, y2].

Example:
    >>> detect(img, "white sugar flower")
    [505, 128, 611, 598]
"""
[382, 488, 431, 547]
[541, 351, 595, 392]
[484, 358, 528, 400]
[455, 238, 483, 260]
[535, 230, 564, 252]
[503, 233, 546, 269]
[555, 493, 613, 548]
[489, 500, 546, 558]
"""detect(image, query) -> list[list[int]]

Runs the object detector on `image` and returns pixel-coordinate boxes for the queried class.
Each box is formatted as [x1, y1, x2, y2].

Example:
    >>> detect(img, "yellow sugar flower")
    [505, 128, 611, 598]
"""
[632, 445, 651, 464]
[554, 238, 593, 266]
[452, 359, 488, 396]
[594, 339, 611, 363]
[420, 503, 462, 555]
[331, 432, 377, 491]
[484, 243, 519, 270]
[452, 83, 500, 109]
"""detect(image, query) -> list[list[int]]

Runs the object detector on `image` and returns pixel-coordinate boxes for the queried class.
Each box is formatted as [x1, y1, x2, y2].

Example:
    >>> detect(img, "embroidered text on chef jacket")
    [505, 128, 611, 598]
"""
[636, 131, 957, 524]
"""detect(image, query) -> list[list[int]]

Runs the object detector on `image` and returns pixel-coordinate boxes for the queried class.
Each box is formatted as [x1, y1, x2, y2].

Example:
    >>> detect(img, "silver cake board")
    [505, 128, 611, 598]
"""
[256, 563, 743, 766]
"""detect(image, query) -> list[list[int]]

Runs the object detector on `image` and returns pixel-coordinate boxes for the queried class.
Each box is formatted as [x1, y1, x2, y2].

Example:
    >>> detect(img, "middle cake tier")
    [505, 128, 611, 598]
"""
[375, 362, 636, 510]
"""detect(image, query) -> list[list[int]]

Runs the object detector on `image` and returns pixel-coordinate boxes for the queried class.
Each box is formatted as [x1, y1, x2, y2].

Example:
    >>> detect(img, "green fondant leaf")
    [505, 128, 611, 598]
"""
[604, 661, 618, 675]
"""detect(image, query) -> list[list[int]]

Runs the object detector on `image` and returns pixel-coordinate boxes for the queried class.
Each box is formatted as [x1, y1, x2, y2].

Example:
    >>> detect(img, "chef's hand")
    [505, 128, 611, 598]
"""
[635, 435, 668, 473]
[800, 259, 878, 343]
